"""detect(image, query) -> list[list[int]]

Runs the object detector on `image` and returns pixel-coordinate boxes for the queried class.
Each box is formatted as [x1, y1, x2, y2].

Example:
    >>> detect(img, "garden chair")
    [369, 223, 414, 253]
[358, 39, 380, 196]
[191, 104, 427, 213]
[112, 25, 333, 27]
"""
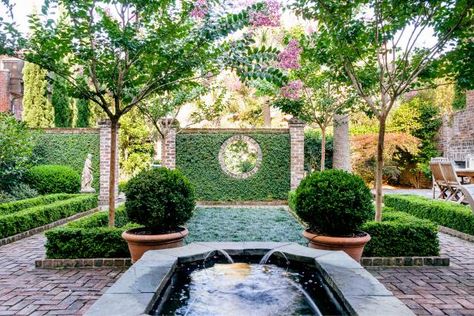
[430, 157, 449, 200]
[438, 160, 464, 203]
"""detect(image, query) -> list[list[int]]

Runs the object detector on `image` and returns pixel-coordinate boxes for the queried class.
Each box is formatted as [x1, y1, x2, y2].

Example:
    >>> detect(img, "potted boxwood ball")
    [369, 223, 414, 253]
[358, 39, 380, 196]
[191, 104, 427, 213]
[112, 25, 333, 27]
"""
[122, 167, 195, 262]
[295, 169, 374, 262]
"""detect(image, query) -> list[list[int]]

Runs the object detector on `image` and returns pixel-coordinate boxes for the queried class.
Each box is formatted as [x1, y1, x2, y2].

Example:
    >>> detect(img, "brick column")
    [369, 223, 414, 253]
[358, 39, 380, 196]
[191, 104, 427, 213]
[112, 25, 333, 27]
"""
[98, 120, 119, 208]
[160, 119, 178, 169]
[289, 117, 305, 190]
[0, 70, 10, 113]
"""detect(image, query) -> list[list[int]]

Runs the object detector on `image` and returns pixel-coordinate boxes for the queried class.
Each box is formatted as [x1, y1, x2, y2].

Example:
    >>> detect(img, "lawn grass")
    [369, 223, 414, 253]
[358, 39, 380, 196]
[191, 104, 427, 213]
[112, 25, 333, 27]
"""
[186, 206, 306, 245]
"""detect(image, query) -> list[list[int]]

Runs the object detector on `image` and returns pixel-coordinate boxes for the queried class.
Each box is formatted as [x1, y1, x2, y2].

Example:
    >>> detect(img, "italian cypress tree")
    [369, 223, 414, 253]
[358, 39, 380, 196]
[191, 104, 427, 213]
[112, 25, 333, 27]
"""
[22, 62, 53, 127]
[52, 78, 72, 127]
[75, 98, 91, 127]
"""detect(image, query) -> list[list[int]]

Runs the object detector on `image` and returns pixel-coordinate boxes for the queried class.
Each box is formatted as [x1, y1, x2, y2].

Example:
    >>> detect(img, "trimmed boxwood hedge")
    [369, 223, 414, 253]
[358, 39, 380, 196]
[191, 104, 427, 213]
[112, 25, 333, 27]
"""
[176, 132, 290, 201]
[0, 194, 98, 239]
[362, 209, 439, 257]
[0, 194, 72, 215]
[45, 206, 138, 259]
[25, 165, 81, 194]
[385, 194, 474, 235]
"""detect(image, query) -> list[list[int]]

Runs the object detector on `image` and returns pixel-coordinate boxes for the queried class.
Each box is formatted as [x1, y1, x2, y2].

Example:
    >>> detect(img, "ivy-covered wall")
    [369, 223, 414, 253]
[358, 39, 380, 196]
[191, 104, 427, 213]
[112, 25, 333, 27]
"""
[176, 130, 291, 201]
[32, 129, 100, 191]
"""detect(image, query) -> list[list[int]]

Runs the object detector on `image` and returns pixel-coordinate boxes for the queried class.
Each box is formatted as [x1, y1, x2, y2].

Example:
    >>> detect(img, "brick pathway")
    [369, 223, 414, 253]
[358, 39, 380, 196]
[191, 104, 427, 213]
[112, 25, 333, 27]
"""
[0, 231, 472, 315]
[368, 233, 474, 316]
[0, 234, 124, 315]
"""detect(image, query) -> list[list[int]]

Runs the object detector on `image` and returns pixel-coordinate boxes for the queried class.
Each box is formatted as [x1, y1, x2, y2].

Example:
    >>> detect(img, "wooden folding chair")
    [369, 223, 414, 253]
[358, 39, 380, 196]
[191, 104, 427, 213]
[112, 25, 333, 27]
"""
[438, 160, 464, 203]
[430, 158, 449, 200]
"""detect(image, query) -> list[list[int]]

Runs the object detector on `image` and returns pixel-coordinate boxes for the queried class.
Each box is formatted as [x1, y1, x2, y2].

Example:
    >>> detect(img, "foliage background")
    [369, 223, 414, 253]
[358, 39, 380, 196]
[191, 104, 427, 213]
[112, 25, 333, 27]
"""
[176, 131, 290, 201]
[32, 132, 100, 191]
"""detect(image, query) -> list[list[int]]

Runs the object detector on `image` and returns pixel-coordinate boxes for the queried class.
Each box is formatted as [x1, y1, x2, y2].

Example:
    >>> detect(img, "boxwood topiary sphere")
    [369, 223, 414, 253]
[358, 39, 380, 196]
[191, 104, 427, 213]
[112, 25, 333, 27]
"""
[295, 169, 374, 236]
[26, 165, 81, 194]
[125, 167, 195, 230]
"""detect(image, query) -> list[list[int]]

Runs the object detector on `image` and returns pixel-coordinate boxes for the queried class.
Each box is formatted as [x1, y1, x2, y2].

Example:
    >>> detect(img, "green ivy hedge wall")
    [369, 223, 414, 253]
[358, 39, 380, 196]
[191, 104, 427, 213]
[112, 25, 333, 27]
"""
[32, 131, 100, 191]
[176, 131, 290, 201]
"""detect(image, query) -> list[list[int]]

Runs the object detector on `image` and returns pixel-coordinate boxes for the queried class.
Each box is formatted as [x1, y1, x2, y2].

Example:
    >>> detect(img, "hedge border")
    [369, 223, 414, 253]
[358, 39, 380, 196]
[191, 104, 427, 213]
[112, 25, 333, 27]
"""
[384, 194, 474, 235]
[0, 194, 73, 215]
[0, 194, 98, 239]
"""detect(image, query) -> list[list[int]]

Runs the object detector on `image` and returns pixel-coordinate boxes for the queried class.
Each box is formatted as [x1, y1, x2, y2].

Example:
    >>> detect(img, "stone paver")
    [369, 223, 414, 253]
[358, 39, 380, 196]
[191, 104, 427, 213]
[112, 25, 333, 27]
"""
[368, 233, 474, 316]
[0, 234, 124, 315]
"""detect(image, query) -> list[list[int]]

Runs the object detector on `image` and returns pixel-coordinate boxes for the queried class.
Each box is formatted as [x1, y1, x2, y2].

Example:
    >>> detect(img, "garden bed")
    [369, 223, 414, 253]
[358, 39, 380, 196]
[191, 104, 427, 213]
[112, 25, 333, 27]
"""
[385, 194, 474, 235]
[0, 194, 98, 239]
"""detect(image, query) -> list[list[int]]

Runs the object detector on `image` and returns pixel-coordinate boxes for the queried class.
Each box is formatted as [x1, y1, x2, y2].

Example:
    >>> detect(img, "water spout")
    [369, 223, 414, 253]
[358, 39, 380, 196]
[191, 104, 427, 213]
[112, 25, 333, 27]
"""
[203, 249, 234, 266]
[289, 279, 324, 316]
[259, 248, 290, 265]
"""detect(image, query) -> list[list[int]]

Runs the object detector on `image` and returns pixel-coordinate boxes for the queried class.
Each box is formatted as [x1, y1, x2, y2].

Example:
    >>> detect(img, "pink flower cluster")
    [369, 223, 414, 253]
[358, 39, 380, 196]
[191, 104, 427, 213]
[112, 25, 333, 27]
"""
[249, 0, 281, 27]
[278, 39, 302, 70]
[190, 0, 208, 19]
[281, 80, 303, 100]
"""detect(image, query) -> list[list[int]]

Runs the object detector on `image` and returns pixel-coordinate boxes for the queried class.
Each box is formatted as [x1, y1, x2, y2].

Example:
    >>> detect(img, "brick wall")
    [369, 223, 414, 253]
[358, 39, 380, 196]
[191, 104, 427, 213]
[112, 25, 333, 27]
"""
[0, 57, 24, 119]
[439, 90, 474, 163]
[98, 121, 119, 207]
[161, 127, 177, 169]
[0, 70, 10, 113]
[289, 117, 305, 190]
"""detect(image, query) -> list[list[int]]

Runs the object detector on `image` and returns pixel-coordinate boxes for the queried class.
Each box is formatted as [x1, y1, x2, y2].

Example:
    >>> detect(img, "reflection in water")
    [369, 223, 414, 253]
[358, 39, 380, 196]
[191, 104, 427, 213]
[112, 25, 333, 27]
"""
[162, 263, 316, 316]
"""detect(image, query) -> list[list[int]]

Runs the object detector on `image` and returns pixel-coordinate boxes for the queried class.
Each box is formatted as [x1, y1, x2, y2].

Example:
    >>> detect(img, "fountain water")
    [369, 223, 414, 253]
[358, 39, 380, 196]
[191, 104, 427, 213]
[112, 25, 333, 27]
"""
[202, 249, 234, 266]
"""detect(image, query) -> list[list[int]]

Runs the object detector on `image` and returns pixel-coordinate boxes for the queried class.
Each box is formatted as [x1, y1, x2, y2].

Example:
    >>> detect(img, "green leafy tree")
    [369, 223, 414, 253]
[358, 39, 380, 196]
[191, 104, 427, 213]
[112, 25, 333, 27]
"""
[22, 62, 53, 128]
[293, 0, 472, 221]
[75, 98, 91, 128]
[3, 0, 285, 226]
[51, 78, 72, 127]
[0, 113, 35, 191]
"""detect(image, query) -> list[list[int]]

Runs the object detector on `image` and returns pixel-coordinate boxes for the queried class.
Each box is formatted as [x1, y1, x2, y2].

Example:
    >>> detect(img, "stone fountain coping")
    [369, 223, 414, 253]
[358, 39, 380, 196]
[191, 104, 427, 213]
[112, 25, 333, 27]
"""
[85, 242, 414, 316]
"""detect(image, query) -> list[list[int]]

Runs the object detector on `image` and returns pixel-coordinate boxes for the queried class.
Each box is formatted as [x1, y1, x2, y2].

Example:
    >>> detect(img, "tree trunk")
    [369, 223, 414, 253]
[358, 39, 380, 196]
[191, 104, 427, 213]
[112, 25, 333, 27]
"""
[263, 102, 271, 127]
[320, 126, 326, 171]
[375, 115, 386, 222]
[108, 119, 118, 227]
[332, 114, 351, 171]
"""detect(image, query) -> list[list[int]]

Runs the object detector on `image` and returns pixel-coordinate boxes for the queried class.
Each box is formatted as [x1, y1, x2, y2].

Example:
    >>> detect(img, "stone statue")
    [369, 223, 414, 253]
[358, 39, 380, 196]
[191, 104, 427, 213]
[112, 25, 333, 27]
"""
[81, 154, 95, 193]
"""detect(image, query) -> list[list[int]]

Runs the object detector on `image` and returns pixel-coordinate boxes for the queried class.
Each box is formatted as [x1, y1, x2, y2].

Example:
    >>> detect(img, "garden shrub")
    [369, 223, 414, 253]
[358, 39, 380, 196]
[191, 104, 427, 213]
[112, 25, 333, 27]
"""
[45, 206, 138, 258]
[26, 165, 81, 194]
[294, 170, 374, 235]
[32, 132, 100, 191]
[176, 132, 290, 201]
[0, 194, 97, 239]
[385, 194, 474, 235]
[362, 209, 439, 257]
[0, 193, 72, 215]
[125, 167, 195, 229]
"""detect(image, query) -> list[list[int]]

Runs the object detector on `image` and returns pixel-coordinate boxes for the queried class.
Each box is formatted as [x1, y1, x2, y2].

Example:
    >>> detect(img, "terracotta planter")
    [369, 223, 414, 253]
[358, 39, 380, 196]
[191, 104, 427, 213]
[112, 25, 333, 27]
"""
[303, 229, 371, 262]
[122, 227, 188, 262]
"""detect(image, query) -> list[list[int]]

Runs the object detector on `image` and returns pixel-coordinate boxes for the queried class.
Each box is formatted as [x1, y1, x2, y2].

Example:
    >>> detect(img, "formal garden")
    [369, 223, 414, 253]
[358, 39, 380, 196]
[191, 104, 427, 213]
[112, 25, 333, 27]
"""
[0, 0, 474, 315]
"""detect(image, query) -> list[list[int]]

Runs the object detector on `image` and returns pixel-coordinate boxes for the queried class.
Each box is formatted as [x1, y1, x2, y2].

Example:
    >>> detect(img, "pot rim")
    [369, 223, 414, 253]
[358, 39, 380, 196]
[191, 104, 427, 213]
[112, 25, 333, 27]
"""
[303, 228, 371, 246]
[122, 226, 188, 243]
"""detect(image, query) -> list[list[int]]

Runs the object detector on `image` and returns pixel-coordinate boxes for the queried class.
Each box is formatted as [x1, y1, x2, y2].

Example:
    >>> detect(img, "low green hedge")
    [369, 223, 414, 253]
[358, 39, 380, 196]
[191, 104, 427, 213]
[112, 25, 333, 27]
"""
[362, 209, 439, 257]
[0, 194, 73, 215]
[0, 194, 97, 239]
[26, 165, 81, 194]
[45, 206, 138, 259]
[385, 194, 474, 235]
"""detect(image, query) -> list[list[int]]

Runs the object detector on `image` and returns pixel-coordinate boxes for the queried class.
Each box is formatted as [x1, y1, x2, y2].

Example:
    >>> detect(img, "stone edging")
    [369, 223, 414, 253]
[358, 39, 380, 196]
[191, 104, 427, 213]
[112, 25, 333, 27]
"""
[36, 258, 132, 269]
[35, 255, 450, 269]
[0, 207, 100, 247]
[439, 226, 474, 242]
[361, 256, 449, 267]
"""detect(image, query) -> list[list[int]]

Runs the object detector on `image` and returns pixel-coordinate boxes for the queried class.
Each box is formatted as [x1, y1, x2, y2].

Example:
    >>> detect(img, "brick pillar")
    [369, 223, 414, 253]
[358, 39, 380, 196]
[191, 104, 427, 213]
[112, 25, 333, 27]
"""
[0, 70, 10, 113]
[289, 117, 305, 190]
[467, 90, 474, 109]
[98, 120, 119, 208]
[160, 118, 178, 169]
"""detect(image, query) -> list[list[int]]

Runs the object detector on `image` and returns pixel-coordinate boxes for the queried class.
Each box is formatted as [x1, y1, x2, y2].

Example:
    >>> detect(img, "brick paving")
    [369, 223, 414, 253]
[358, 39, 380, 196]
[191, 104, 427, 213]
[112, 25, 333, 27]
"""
[0, 230, 472, 315]
[368, 233, 474, 316]
[0, 234, 124, 316]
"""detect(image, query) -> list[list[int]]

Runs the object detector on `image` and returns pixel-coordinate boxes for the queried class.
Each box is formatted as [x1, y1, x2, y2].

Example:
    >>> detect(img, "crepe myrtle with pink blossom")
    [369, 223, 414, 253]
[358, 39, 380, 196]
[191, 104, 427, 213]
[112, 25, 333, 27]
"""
[281, 80, 303, 100]
[249, 0, 281, 27]
[191, 0, 208, 19]
[278, 39, 302, 70]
